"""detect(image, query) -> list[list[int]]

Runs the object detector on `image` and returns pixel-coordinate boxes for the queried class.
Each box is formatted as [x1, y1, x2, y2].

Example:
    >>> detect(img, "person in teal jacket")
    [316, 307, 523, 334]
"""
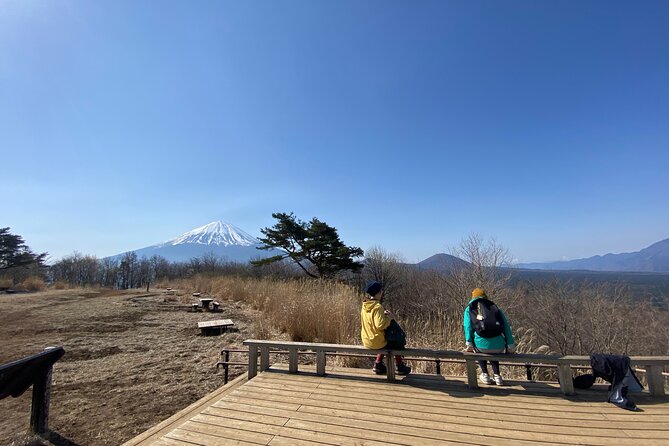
[464, 288, 515, 385]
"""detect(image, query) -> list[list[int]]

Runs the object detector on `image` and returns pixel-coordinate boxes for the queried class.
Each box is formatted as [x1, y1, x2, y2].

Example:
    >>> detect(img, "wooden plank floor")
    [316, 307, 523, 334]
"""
[126, 364, 669, 446]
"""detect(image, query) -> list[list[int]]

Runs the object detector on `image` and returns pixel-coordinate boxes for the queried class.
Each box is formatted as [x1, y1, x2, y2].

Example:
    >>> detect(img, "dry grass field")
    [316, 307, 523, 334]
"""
[0, 288, 267, 446]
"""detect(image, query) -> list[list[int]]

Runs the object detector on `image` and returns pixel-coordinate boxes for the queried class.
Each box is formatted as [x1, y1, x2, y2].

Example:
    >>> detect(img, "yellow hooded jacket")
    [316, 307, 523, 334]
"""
[360, 299, 391, 349]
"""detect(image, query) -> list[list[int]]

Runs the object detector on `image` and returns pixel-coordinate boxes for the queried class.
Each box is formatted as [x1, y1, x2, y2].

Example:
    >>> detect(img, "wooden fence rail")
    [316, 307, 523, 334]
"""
[242, 339, 669, 397]
[0, 346, 65, 435]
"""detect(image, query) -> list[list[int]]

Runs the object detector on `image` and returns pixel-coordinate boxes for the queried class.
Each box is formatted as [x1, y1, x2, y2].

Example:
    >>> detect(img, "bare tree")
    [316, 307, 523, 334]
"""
[201, 251, 226, 274]
[362, 246, 408, 312]
[50, 252, 99, 286]
[449, 233, 513, 307]
[99, 257, 119, 287]
[118, 252, 138, 289]
[150, 255, 170, 280]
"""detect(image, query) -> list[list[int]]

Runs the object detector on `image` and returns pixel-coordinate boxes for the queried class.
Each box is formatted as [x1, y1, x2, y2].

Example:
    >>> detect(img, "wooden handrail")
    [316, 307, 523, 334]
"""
[242, 339, 669, 397]
[0, 346, 65, 435]
[224, 347, 669, 376]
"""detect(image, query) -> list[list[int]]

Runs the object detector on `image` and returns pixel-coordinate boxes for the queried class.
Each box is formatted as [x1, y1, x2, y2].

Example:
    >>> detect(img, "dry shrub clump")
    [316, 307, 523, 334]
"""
[19, 276, 46, 292]
[52, 280, 69, 290]
[0, 277, 12, 288]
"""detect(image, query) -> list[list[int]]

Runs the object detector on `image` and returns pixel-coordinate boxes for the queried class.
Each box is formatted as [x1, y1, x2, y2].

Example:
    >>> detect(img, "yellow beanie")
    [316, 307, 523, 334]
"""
[472, 288, 487, 298]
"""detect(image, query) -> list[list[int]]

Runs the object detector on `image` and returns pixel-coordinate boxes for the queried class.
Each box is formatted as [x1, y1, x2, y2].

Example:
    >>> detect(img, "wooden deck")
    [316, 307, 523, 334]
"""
[125, 364, 669, 446]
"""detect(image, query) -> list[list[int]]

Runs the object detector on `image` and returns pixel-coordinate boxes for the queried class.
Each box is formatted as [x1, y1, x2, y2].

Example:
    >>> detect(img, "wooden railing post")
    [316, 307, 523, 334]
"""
[248, 345, 258, 379]
[557, 364, 575, 395]
[386, 351, 396, 382]
[646, 365, 665, 397]
[316, 350, 326, 376]
[224, 350, 230, 384]
[288, 348, 298, 373]
[465, 358, 478, 390]
[260, 346, 270, 371]
[525, 364, 533, 381]
[30, 366, 52, 434]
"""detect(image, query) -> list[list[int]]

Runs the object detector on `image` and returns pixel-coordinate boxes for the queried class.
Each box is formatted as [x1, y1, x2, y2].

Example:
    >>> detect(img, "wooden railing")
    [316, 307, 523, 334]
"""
[0, 346, 65, 435]
[242, 340, 669, 397]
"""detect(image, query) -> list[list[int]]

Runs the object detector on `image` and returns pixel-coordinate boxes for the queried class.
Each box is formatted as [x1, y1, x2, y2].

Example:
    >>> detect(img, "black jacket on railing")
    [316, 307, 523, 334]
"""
[591, 353, 643, 411]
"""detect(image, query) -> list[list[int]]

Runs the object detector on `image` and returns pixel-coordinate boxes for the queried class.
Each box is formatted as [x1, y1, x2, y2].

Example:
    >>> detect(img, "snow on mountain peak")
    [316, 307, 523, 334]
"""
[165, 221, 259, 247]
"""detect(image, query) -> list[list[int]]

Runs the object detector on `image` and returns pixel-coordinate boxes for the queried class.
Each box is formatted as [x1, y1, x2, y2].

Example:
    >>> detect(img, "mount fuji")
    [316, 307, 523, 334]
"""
[116, 221, 276, 263]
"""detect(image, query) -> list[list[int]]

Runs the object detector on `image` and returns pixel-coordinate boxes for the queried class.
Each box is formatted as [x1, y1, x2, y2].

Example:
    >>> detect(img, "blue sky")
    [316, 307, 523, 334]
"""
[2, 1, 668, 263]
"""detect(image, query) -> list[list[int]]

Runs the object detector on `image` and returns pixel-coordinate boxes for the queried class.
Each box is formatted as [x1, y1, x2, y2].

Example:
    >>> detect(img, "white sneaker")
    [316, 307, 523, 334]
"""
[479, 373, 492, 384]
[493, 374, 504, 385]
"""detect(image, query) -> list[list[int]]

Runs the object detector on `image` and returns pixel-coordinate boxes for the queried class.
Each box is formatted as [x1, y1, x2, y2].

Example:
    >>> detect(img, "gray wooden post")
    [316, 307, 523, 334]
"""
[646, 365, 665, 397]
[248, 345, 258, 379]
[223, 350, 230, 384]
[465, 359, 478, 390]
[30, 366, 52, 434]
[316, 350, 326, 376]
[557, 364, 575, 395]
[260, 346, 270, 371]
[386, 352, 396, 382]
[288, 348, 298, 373]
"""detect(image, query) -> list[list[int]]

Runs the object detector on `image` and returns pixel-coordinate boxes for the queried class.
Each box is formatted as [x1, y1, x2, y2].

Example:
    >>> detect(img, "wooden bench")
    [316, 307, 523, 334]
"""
[198, 319, 234, 336]
[242, 340, 669, 397]
[0, 346, 65, 435]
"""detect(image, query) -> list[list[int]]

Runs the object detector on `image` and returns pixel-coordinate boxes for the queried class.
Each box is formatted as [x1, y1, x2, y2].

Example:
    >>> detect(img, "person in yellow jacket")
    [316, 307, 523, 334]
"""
[361, 281, 411, 375]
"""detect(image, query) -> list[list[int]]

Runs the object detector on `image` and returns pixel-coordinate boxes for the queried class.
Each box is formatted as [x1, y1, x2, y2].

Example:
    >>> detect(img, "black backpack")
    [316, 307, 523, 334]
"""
[384, 319, 407, 348]
[469, 298, 505, 338]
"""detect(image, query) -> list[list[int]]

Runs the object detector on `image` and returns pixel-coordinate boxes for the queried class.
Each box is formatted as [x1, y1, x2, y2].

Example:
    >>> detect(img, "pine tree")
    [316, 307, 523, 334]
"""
[252, 213, 364, 278]
[0, 227, 47, 271]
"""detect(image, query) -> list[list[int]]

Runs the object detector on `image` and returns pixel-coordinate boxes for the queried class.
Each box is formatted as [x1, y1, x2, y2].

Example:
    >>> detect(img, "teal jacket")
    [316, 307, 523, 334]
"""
[463, 298, 515, 351]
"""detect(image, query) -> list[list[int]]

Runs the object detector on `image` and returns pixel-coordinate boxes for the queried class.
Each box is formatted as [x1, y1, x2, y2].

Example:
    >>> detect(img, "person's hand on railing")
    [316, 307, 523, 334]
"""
[464, 345, 474, 352]
[507, 344, 516, 354]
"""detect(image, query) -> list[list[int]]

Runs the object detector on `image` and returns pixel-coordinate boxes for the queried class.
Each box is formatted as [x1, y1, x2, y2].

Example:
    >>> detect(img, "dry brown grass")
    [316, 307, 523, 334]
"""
[0, 278, 12, 288]
[0, 287, 268, 446]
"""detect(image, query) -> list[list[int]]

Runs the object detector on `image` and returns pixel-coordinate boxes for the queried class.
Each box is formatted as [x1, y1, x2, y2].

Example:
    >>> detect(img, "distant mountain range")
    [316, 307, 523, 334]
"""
[114, 220, 669, 274]
[413, 244, 669, 301]
[516, 238, 669, 273]
[111, 221, 276, 263]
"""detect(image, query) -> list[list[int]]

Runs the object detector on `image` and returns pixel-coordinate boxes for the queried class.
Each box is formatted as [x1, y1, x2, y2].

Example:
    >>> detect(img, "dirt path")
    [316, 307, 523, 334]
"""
[0, 288, 261, 446]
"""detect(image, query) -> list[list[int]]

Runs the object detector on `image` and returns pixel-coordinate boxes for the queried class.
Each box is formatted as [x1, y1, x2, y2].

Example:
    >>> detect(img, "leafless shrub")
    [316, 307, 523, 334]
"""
[509, 279, 669, 356]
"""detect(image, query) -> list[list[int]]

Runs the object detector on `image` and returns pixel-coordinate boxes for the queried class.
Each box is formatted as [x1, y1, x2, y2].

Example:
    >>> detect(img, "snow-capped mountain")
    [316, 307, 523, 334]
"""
[158, 221, 258, 247]
[111, 220, 276, 263]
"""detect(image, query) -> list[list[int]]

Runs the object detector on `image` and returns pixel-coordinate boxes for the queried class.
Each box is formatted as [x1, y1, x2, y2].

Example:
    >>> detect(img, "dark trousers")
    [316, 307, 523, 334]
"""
[478, 360, 500, 375]
[376, 339, 405, 365]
